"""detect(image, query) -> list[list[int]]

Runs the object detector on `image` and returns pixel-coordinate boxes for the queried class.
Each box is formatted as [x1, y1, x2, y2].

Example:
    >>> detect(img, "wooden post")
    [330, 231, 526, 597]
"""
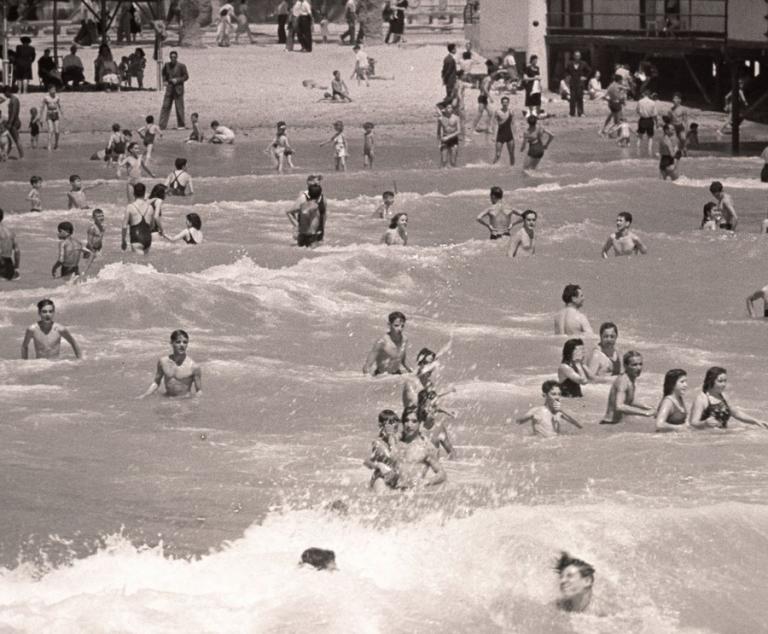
[730, 60, 740, 154]
[53, 0, 58, 64]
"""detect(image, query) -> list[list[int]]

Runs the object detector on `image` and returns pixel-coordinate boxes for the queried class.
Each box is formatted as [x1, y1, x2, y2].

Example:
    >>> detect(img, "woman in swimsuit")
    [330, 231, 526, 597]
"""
[690, 366, 768, 430]
[164, 213, 203, 245]
[655, 369, 690, 432]
[493, 96, 515, 166]
[148, 184, 167, 234]
[557, 338, 594, 398]
[41, 85, 62, 151]
[520, 114, 553, 171]
[382, 212, 408, 246]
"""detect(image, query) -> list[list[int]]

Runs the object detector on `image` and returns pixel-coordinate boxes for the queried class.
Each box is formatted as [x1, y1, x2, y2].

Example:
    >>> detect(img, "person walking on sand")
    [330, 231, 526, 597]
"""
[159, 51, 189, 130]
[554, 284, 593, 335]
[21, 299, 82, 360]
[139, 329, 202, 398]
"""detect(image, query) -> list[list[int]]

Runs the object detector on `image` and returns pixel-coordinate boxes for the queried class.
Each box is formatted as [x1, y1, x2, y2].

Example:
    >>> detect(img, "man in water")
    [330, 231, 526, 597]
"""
[555, 552, 595, 613]
[0, 208, 21, 281]
[363, 311, 411, 376]
[476, 186, 522, 240]
[287, 175, 326, 246]
[140, 329, 202, 398]
[601, 212, 648, 258]
[746, 285, 768, 318]
[554, 284, 594, 335]
[600, 351, 654, 424]
[21, 299, 82, 359]
[391, 406, 446, 489]
[587, 322, 621, 381]
[709, 181, 738, 231]
[516, 380, 582, 438]
[508, 209, 536, 257]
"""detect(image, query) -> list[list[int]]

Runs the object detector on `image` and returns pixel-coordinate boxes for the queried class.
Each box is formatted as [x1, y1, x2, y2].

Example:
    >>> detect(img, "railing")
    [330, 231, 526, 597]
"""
[547, 0, 726, 38]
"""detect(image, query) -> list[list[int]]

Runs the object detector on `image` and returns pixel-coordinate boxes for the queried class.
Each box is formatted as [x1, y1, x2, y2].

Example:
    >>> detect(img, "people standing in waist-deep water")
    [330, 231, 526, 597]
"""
[166, 157, 194, 196]
[21, 299, 82, 360]
[286, 175, 327, 247]
[139, 329, 202, 398]
[689, 367, 768, 430]
[507, 209, 536, 257]
[476, 186, 523, 240]
[382, 212, 408, 246]
[655, 369, 690, 432]
[363, 311, 411, 376]
[601, 212, 648, 258]
[708, 180, 738, 231]
[600, 351, 654, 425]
[554, 284, 593, 336]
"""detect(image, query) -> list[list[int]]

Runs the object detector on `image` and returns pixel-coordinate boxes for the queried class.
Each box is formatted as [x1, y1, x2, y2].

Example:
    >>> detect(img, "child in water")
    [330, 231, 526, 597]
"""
[701, 202, 717, 231]
[269, 121, 295, 173]
[516, 380, 582, 437]
[27, 175, 43, 212]
[363, 409, 401, 493]
[51, 221, 89, 279]
[29, 107, 41, 148]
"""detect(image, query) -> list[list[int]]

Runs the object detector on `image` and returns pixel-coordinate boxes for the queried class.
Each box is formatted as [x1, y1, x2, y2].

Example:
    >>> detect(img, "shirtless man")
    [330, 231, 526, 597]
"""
[601, 212, 648, 258]
[118, 142, 154, 201]
[140, 329, 202, 398]
[586, 322, 621, 382]
[21, 299, 82, 359]
[0, 208, 20, 281]
[476, 186, 522, 240]
[508, 209, 536, 257]
[516, 380, 582, 438]
[554, 284, 594, 335]
[122, 183, 157, 254]
[363, 311, 411, 376]
[746, 285, 768, 318]
[390, 406, 446, 489]
[600, 351, 654, 424]
[709, 181, 738, 231]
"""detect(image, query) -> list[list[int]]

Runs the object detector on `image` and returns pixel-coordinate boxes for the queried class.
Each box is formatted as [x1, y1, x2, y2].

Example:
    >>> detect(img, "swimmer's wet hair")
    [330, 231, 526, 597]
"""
[389, 212, 407, 229]
[417, 348, 436, 366]
[210, 120, 220, 128]
[57, 221, 74, 235]
[37, 299, 54, 312]
[186, 212, 202, 231]
[561, 338, 583, 364]
[300, 548, 336, 570]
[542, 379, 560, 395]
[623, 350, 642, 366]
[112, 122, 121, 132]
[490, 186, 503, 200]
[92, 208, 104, 218]
[133, 182, 146, 198]
[146, 115, 154, 123]
[388, 311, 406, 324]
[174, 157, 188, 170]
[30, 175, 42, 185]
[617, 211, 632, 224]
[702, 366, 727, 393]
[170, 329, 189, 342]
[522, 209, 537, 219]
[663, 369, 687, 397]
[401, 405, 419, 425]
[149, 184, 167, 200]
[709, 181, 723, 193]
[561, 284, 581, 305]
[378, 409, 399, 425]
[69, 174, 80, 183]
[383, 190, 395, 198]
[554, 552, 595, 581]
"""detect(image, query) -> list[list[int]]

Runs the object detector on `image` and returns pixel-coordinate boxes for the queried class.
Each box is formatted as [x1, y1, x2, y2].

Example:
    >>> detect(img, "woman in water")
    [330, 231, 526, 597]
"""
[557, 338, 592, 398]
[382, 212, 408, 246]
[147, 183, 167, 235]
[163, 212, 203, 245]
[520, 114, 553, 171]
[690, 367, 768, 430]
[655, 369, 689, 432]
[555, 552, 595, 613]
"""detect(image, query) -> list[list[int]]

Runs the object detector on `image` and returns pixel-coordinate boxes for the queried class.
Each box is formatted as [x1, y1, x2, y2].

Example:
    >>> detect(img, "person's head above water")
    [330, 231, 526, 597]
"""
[300, 548, 337, 571]
[555, 551, 595, 612]
[149, 184, 166, 200]
[389, 212, 407, 229]
[186, 213, 202, 231]
[490, 185, 503, 202]
[561, 338, 583, 364]
[709, 181, 724, 196]
[170, 329, 189, 343]
[561, 284, 582, 306]
[702, 366, 727, 394]
[388, 311, 406, 325]
[133, 182, 146, 199]
[663, 368, 687, 397]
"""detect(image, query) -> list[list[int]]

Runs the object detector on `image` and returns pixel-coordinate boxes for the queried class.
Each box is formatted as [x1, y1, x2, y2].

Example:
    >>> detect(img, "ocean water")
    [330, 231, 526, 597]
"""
[1, 132, 768, 633]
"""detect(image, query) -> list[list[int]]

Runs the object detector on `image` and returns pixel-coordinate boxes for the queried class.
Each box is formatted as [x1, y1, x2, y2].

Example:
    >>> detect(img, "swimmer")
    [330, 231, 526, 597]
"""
[0, 208, 21, 281]
[655, 369, 690, 432]
[555, 552, 595, 613]
[417, 389, 456, 458]
[382, 212, 408, 246]
[700, 202, 717, 231]
[51, 221, 89, 279]
[437, 103, 461, 168]
[389, 406, 446, 489]
[600, 351, 654, 424]
[658, 123, 681, 181]
[516, 380, 583, 438]
[507, 209, 536, 257]
[746, 284, 768, 318]
[554, 284, 594, 336]
[476, 186, 523, 240]
[121, 183, 157, 254]
[118, 142, 154, 201]
[21, 299, 82, 359]
[373, 190, 396, 219]
[363, 409, 401, 493]
[363, 311, 411, 376]
[402, 341, 452, 409]
[66, 174, 103, 210]
[601, 212, 648, 258]
[586, 322, 621, 381]
[139, 329, 202, 398]
[520, 114, 553, 171]
[709, 181, 738, 231]
[300, 548, 337, 571]
[690, 367, 768, 430]
[557, 338, 593, 398]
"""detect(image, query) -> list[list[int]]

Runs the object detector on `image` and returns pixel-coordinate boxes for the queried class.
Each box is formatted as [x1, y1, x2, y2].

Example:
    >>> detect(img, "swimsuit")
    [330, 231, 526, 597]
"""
[60, 264, 79, 277]
[701, 394, 730, 428]
[526, 130, 545, 158]
[128, 202, 153, 250]
[637, 117, 655, 137]
[143, 131, 156, 146]
[168, 171, 187, 196]
[662, 396, 687, 425]
[495, 111, 514, 144]
[0, 256, 17, 280]
[30, 121, 40, 136]
[560, 363, 583, 398]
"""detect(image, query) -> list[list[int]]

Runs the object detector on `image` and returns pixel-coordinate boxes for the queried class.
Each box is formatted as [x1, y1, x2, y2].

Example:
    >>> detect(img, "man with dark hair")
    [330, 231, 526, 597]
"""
[554, 284, 593, 335]
[441, 43, 457, 101]
[159, 51, 189, 130]
[363, 311, 411, 376]
[0, 208, 20, 281]
[565, 50, 590, 117]
[555, 552, 595, 612]
[21, 299, 82, 359]
[1, 85, 23, 158]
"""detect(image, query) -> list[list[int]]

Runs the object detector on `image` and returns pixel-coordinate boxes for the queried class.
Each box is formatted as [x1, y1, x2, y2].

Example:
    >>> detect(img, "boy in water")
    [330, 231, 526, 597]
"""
[508, 209, 537, 257]
[600, 351, 654, 424]
[374, 190, 396, 219]
[209, 120, 236, 144]
[709, 180, 738, 231]
[139, 329, 202, 398]
[51, 221, 89, 279]
[27, 175, 43, 212]
[86, 208, 106, 254]
[476, 186, 522, 239]
[517, 380, 583, 438]
[363, 121, 375, 168]
[66, 174, 103, 210]
[363, 409, 401, 493]
[363, 311, 411, 376]
[137, 114, 162, 162]
[118, 142, 154, 201]
[21, 299, 82, 359]
[601, 212, 648, 258]
[286, 197, 323, 247]
[187, 112, 204, 143]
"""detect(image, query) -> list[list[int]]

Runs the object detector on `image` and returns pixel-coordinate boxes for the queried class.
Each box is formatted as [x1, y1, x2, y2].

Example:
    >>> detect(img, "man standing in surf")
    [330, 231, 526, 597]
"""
[140, 329, 202, 398]
[600, 351, 654, 424]
[363, 311, 411, 376]
[21, 299, 82, 360]
[554, 284, 594, 335]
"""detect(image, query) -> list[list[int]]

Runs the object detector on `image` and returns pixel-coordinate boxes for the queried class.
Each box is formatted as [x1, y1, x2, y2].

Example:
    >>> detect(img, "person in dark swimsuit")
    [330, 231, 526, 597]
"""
[557, 338, 591, 398]
[690, 366, 768, 430]
[655, 369, 689, 432]
[121, 183, 155, 254]
[493, 96, 515, 166]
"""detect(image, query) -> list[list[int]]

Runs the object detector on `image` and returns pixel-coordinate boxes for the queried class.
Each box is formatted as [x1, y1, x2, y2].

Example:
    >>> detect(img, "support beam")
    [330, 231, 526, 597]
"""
[730, 61, 740, 154]
[682, 54, 712, 105]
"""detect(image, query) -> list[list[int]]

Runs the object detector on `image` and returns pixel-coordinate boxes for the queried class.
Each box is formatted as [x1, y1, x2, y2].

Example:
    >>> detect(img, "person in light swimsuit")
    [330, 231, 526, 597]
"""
[690, 367, 768, 430]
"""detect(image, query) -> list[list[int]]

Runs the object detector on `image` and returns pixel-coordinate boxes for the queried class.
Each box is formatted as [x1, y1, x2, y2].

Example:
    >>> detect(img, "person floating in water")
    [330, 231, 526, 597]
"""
[554, 284, 594, 336]
[300, 548, 337, 571]
[517, 380, 583, 438]
[21, 299, 82, 360]
[600, 351, 654, 424]
[139, 329, 202, 398]
[363, 311, 411, 376]
[689, 366, 768, 430]
[555, 551, 595, 613]
[601, 212, 648, 258]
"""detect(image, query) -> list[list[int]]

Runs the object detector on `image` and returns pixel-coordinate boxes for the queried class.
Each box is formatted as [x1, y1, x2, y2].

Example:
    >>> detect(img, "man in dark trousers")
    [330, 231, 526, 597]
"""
[159, 50, 189, 130]
[566, 50, 591, 117]
[441, 43, 457, 101]
[1, 86, 23, 159]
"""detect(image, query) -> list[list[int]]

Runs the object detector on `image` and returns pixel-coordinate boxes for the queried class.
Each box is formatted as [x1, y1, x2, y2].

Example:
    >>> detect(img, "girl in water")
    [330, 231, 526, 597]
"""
[690, 367, 768, 430]
[363, 409, 401, 494]
[557, 338, 592, 398]
[147, 183, 166, 235]
[520, 114, 553, 171]
[655, 369, 689, 432]
[163, 212, 203, 245]
[382, 212, 408, 246]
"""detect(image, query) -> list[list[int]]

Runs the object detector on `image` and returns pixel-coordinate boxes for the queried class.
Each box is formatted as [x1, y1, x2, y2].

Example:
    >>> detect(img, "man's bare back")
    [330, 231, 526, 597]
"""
[554, 307, 592, 335]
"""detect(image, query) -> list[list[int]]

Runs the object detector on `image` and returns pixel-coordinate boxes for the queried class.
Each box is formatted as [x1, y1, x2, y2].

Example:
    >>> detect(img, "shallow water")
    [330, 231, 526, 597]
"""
[2, 128, 768, 633]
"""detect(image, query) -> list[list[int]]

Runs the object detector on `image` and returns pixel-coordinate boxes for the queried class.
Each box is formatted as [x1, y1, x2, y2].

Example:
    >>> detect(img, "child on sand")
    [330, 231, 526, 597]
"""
[269, 121, 295, 173]
[29, 107, 40, 148]
[374, 190, 396, 219]
[352, 44, 370, 87]
[187, 113, 204, 143]
[51, 221, 89, 279]
[137, 115, 162, 162]
[363, 121, 375, 168]
[320, 120, 347, 171]
[27, 176, 43, 212]
[209, 120, 236, 144]
[516, 380, 583, 438]
[66, 174, 102, 209]
[329, 70, 352, 102]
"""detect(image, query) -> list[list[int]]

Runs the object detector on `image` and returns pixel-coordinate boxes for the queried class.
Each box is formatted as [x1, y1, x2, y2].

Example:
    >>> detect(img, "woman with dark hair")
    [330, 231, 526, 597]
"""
[690, 367, 768, 430]
[164, 212, 203, 245]
[382, 212, 408, 245]
[147, 184, 167, 234]
[555, 552, 595, 613]
[655, 369, 689, 431]
[94, 44, 119, 88]
[557, 338, 592, 398]
[37, 49, 62, 88]
[13, 36, 36, 94]
[388, 0, 408, 43]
